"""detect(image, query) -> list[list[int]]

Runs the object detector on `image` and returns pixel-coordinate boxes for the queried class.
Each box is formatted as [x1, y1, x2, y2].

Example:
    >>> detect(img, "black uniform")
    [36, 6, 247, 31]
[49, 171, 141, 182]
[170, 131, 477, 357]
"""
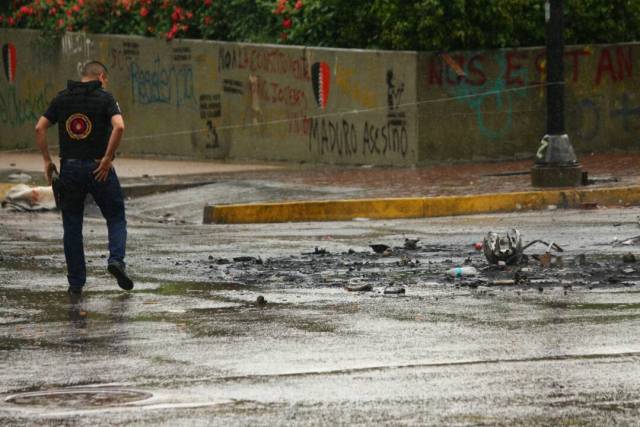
[42, 79, 128, 291]
[43, 80, 121, 159]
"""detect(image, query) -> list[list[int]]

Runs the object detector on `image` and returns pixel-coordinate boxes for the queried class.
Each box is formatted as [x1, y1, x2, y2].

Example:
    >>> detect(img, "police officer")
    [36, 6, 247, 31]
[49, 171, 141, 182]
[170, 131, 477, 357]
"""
[35, 60, 133, 295]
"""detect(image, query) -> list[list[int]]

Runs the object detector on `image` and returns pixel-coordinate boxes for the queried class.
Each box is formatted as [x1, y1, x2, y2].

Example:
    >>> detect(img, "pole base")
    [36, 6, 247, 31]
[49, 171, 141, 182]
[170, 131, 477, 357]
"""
[531, 164, 583, 187]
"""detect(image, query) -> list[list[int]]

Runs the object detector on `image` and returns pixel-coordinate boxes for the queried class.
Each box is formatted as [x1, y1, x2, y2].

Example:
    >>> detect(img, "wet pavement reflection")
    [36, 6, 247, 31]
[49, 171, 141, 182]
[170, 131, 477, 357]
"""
[3, 202, 640, 425]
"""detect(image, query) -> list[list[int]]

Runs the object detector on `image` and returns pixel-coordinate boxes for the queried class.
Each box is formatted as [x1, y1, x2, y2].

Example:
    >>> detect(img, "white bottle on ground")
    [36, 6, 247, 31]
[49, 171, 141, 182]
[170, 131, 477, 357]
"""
[446, 266, 478, 278]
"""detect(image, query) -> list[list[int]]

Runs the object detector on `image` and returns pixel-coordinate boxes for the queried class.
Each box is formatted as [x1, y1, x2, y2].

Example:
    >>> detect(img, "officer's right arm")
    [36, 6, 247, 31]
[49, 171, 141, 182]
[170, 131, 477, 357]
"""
[35, 116, 54, 185]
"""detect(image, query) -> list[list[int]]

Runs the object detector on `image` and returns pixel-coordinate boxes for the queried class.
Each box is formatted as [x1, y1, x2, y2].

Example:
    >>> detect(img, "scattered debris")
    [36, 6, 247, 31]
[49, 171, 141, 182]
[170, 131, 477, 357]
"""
[7, 172, 32, 183]
[473, 242, 483, 251]
[404, 238, 420, 250]
[524, 240, 564, 253]
[383, 285, 405, 295]
[1, 184, 56, 211]
[256, 295, 267, 306]
[623, 253, 637, 263]
[489, 279, 516, 286]
[233, 256, 257, 263]
[580, 202, 599, 210]
[617, 235, 640, 246]
[370, 244, 390, 254]
[447, 266, 478, 278]
[345, 282, 372, 292]
[534, 252, 563, 268]
[382, 248, 393, 257]
[586, 176, 619, 185]
[483, 229, 523, 265]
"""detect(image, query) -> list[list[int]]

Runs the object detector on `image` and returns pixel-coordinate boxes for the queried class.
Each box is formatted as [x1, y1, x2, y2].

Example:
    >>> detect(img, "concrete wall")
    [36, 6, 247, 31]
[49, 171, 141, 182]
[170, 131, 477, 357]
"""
[0, 29, 638, 166]
[417, 44, 640, 162]
[0, 29, 418, 166]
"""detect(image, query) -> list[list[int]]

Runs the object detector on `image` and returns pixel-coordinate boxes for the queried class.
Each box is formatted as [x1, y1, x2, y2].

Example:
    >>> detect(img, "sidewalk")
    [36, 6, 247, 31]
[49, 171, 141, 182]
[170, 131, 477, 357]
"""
[2, 151, 640, 222]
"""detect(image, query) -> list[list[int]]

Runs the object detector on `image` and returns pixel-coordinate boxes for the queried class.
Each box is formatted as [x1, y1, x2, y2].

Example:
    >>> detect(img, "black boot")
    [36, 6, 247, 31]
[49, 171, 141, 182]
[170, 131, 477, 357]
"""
[108, 261, 134, 291]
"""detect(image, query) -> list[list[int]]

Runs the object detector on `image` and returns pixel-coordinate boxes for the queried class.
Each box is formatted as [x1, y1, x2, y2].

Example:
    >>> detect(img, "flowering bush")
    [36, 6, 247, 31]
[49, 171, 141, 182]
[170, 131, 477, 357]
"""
[0, 0, 287, 42]
[1, 0, 640, 50]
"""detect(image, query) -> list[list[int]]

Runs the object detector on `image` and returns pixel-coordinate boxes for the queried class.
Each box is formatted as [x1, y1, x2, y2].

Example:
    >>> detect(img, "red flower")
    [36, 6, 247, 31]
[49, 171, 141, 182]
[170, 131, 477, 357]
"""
[186, 11, 193, 19]
[19, 6, 33, 16]
[8, 17, 15, 26]
[49, 7, 57, 15]
[274, 0, 287, 14]
[204, 0, 213, 6]
[282, 18, 292, 29]
[66, 8, 73, 16]
[166, 22, 179, 40]
[140, 7, 149, 17]
[171, 6, 182, 22]
[78, 0, 85, 5]
[57, 18, 65, 27]
[0, 16, 3, 24]
[72, 4, 81, 12]
[295, 0, 303, 10]
[203, 15, 213, 25]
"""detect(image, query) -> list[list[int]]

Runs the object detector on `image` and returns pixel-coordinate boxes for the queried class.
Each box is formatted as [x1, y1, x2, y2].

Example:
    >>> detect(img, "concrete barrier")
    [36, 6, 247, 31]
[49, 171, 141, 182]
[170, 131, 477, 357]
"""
[203, 186, 640, 224]
[1, 29, 639, 166]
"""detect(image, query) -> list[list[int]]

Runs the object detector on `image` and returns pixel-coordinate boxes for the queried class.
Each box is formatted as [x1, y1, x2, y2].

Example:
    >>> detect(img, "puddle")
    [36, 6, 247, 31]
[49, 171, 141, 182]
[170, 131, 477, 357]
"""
[5, 387, 153, 408]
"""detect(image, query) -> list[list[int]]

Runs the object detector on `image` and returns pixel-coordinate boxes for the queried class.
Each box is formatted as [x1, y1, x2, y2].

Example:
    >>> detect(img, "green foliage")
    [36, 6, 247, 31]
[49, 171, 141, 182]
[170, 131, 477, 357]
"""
[1, 0, 639, 50]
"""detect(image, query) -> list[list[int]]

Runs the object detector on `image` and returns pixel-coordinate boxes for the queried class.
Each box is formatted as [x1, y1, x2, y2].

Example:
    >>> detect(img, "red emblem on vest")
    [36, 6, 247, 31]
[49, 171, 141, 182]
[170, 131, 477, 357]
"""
[65, 113, 92, 140]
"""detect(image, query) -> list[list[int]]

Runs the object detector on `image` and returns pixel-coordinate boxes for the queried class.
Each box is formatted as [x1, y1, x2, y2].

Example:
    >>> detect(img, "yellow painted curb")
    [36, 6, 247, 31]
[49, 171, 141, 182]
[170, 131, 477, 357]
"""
[203, 185, 640, 224]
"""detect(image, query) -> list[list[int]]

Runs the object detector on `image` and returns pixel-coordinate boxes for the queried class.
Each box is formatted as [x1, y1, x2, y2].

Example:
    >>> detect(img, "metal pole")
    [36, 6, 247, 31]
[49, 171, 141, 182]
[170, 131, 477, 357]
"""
[546, 0, 564, 134]
[531, 0, 582, 187]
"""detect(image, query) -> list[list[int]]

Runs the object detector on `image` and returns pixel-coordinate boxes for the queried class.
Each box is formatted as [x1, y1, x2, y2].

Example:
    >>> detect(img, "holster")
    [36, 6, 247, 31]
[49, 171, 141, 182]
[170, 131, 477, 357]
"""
[49, 163, 62, 209]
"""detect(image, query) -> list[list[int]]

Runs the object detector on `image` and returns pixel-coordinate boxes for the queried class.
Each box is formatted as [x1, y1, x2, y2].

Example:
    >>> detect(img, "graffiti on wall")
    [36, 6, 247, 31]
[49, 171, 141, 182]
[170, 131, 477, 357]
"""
[2, 43, 17, 84]
[335, 64, 376, 108]
[427, 46, 636, 142]
[129, 56, 195, 107]
[0, 82, 51, 128]
[223, 79, 244, 95]
[311, 62, 330, 109]
[62, 32, 93, 58]
[308, 67, 409, 159]
[428, 52, 525, 139]
[308, 118, 408, 158]
[218, 46, 310, 81]
[110, 41, 140, 72]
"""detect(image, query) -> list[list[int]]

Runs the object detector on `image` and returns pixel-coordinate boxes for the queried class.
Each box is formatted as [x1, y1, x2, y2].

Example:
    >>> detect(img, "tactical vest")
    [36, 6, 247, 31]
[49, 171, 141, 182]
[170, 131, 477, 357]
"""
[45, 80, 120, 159]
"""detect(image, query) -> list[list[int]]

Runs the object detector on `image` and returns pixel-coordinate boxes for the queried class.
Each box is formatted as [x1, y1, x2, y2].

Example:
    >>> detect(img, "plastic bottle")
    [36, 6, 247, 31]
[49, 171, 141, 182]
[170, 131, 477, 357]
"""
[446, 266, 478, 278]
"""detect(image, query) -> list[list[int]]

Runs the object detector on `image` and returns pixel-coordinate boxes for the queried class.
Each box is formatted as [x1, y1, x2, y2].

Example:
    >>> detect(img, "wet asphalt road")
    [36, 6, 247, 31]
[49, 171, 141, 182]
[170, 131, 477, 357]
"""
[2, 183, 640, 425]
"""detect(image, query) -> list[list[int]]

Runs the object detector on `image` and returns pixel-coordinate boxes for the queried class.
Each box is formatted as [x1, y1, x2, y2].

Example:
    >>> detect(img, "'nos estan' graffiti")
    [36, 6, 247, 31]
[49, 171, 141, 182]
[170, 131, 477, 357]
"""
[427, 46, 635, 140]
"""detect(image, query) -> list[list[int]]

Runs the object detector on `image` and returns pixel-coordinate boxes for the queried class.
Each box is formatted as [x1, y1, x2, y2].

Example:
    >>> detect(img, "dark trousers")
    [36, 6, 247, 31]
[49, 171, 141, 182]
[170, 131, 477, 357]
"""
[59, 159, 127, 288]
